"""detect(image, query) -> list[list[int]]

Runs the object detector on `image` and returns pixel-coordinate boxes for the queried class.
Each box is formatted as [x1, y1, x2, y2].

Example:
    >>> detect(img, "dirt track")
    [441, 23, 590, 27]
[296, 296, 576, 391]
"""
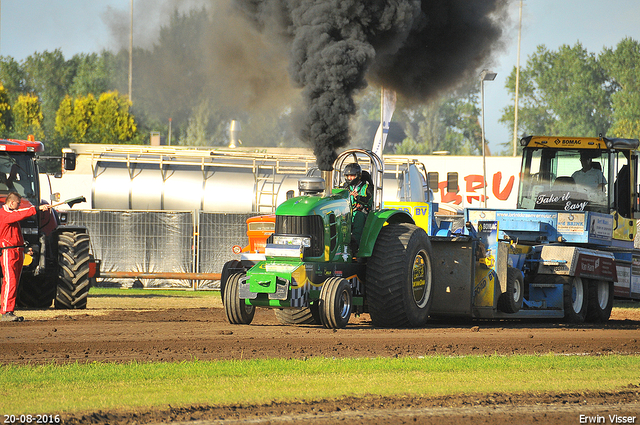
[2, 293, 640, 424]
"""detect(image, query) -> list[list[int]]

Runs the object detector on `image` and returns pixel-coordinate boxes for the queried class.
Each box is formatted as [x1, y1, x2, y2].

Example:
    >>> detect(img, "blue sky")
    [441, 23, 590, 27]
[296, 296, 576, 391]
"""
[486, 0, 640, 154]
[1, 0, 639, 154]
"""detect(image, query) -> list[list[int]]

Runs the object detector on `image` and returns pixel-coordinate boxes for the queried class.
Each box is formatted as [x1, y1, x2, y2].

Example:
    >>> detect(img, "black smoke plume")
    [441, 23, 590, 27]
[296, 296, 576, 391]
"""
[234, 0, 509, 170]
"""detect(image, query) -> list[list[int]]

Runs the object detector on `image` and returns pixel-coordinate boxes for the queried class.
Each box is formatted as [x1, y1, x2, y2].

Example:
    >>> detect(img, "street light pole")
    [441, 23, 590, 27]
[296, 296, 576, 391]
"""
[480, 69, 497, 208]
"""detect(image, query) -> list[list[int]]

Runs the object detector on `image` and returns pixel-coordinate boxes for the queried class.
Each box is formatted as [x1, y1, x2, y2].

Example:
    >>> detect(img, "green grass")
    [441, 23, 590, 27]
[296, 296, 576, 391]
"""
[2, 355, 639, 415]
[614, 300, 640, 309]
[89, 287, 220, 298]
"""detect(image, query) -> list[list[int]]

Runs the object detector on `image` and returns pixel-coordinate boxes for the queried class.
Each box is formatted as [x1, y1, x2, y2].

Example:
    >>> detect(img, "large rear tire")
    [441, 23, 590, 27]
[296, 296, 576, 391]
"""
[585, 280, 614, 323]
[497, 267, 524, 314]
[17, 274, 56, 309]
[318, 277, 352, 329]
[366, 223, 433, 328]
[54, 231, 91, 309]
[563, 276, 588, 324]
[223, 273, 255, 325]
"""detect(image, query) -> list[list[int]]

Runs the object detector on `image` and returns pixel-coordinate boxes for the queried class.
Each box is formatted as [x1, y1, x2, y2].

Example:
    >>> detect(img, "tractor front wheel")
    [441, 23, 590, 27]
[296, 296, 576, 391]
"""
[223, 273, 255, 325]
[55, 230, 91, 309]
[220, 260, 242, 304]
[319, 277, 352, 329]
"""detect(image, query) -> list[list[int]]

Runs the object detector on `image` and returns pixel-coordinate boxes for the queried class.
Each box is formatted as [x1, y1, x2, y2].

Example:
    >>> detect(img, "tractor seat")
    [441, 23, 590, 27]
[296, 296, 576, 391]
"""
[553, 176, 575, 187]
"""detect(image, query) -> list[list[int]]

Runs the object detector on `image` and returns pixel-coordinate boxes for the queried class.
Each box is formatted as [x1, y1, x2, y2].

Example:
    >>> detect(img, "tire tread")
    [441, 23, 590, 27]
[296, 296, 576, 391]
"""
[55, 230, 91, 309]
[366, 223, 433, 328]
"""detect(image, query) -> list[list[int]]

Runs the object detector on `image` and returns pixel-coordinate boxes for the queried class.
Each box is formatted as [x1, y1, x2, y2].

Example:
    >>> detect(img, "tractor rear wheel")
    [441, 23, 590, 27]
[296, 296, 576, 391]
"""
[319, 277, 352, 329]
[223, 273, 255, 324]
[585, 279, 614, 323]
[274, 305, 319, 325]
[55, 230, 91, 309]
[497, 267, 524, 314]
[563, 276, 588, 324]
[17, 274, 56, 309]
[366, 223, 433, 328]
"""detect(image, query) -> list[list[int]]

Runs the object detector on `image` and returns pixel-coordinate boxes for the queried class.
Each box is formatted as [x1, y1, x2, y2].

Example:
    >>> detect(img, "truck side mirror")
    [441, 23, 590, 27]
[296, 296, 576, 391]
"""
[62, 149, 76, 171]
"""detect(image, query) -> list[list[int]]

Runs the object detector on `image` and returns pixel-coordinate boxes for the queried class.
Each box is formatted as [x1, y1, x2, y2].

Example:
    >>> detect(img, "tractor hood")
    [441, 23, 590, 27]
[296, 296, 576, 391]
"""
[276, 190, 349, 217]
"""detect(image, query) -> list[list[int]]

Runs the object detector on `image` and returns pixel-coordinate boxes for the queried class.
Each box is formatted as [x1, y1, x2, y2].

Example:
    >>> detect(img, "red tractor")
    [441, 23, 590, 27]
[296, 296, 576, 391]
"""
[0, 138, 98, 309]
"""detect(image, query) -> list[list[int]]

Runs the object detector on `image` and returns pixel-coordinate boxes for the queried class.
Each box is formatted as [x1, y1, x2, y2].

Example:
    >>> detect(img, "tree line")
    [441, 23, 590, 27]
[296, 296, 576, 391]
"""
[0, 49, 138, 164]
[499, 38, 640, 153]
[0, 7, 637, 170]
[385, 37, 640, 156]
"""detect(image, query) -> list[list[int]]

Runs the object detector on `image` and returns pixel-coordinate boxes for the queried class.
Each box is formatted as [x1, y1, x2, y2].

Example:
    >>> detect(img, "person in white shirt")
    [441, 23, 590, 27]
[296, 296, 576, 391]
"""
[571, 151, 606, 190]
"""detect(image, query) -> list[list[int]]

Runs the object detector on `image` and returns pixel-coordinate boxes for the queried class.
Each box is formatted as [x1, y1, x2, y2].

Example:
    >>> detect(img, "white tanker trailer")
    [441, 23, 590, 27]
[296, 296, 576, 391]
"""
[41, 144, 468, 287]
[50, 143, 450, 214]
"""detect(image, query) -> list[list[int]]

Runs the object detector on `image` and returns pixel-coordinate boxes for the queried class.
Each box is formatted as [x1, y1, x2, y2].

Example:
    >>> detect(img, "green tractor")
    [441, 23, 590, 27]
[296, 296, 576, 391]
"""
[222, 149, 435, 328]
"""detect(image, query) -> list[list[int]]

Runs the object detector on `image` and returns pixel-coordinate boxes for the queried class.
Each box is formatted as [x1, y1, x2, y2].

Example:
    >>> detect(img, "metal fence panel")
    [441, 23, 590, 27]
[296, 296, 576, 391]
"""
[67, 210, 195, 288]
[65, 210, 254, 289]
[197, 212, 253, 289]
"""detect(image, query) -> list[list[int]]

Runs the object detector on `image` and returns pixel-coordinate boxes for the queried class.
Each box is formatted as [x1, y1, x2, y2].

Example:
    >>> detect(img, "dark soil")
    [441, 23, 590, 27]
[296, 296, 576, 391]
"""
[2, 295, 639, 424]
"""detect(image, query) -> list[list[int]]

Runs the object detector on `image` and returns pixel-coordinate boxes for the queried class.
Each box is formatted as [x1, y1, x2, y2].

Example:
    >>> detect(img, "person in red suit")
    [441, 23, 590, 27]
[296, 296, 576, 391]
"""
[0, 192, 51, 322]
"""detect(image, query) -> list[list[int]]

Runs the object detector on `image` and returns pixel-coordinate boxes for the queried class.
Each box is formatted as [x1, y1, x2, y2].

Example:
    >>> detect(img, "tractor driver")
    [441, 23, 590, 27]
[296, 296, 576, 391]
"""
[342, 163, 372, 252]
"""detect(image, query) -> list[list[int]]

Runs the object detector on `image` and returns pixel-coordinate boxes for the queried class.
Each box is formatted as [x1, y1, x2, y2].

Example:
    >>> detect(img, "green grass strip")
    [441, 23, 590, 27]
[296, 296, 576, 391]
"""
[1, 355, 639, 415]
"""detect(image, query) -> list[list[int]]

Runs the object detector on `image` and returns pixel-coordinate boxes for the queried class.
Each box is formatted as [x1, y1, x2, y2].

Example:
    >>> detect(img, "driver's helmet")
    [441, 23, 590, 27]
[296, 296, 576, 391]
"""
[343, 163, 362, 184]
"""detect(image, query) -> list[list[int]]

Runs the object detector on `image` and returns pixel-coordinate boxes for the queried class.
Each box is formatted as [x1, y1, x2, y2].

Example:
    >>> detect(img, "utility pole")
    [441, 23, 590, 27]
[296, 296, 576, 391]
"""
[513, 0, 523, 156]
[129, 0, 133, 103]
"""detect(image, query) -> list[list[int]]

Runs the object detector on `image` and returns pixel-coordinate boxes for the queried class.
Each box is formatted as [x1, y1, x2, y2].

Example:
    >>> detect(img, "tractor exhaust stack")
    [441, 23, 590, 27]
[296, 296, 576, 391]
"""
[322, 170, 333, 197]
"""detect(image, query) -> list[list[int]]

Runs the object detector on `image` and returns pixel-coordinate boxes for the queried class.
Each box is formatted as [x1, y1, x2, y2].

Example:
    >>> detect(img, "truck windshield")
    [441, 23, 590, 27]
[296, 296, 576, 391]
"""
[0, 152, 37, 200]
[517, 148, 609, 213]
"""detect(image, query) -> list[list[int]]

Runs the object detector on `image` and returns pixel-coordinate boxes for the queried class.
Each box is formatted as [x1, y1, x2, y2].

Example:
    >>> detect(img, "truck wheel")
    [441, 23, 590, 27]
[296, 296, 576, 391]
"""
[585, 280, 614, 323]
[220, 260, 242, 304]
[366, 223, 433, 328]
[55, 231, 91, 309]
[223, 273, 255, 324]
[319, 277, 352, 329]
[563, 276, 587, 323]
[17, 274, 56, 309]
[274, 305, 319, 325]
[497, 267, 524, 314]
